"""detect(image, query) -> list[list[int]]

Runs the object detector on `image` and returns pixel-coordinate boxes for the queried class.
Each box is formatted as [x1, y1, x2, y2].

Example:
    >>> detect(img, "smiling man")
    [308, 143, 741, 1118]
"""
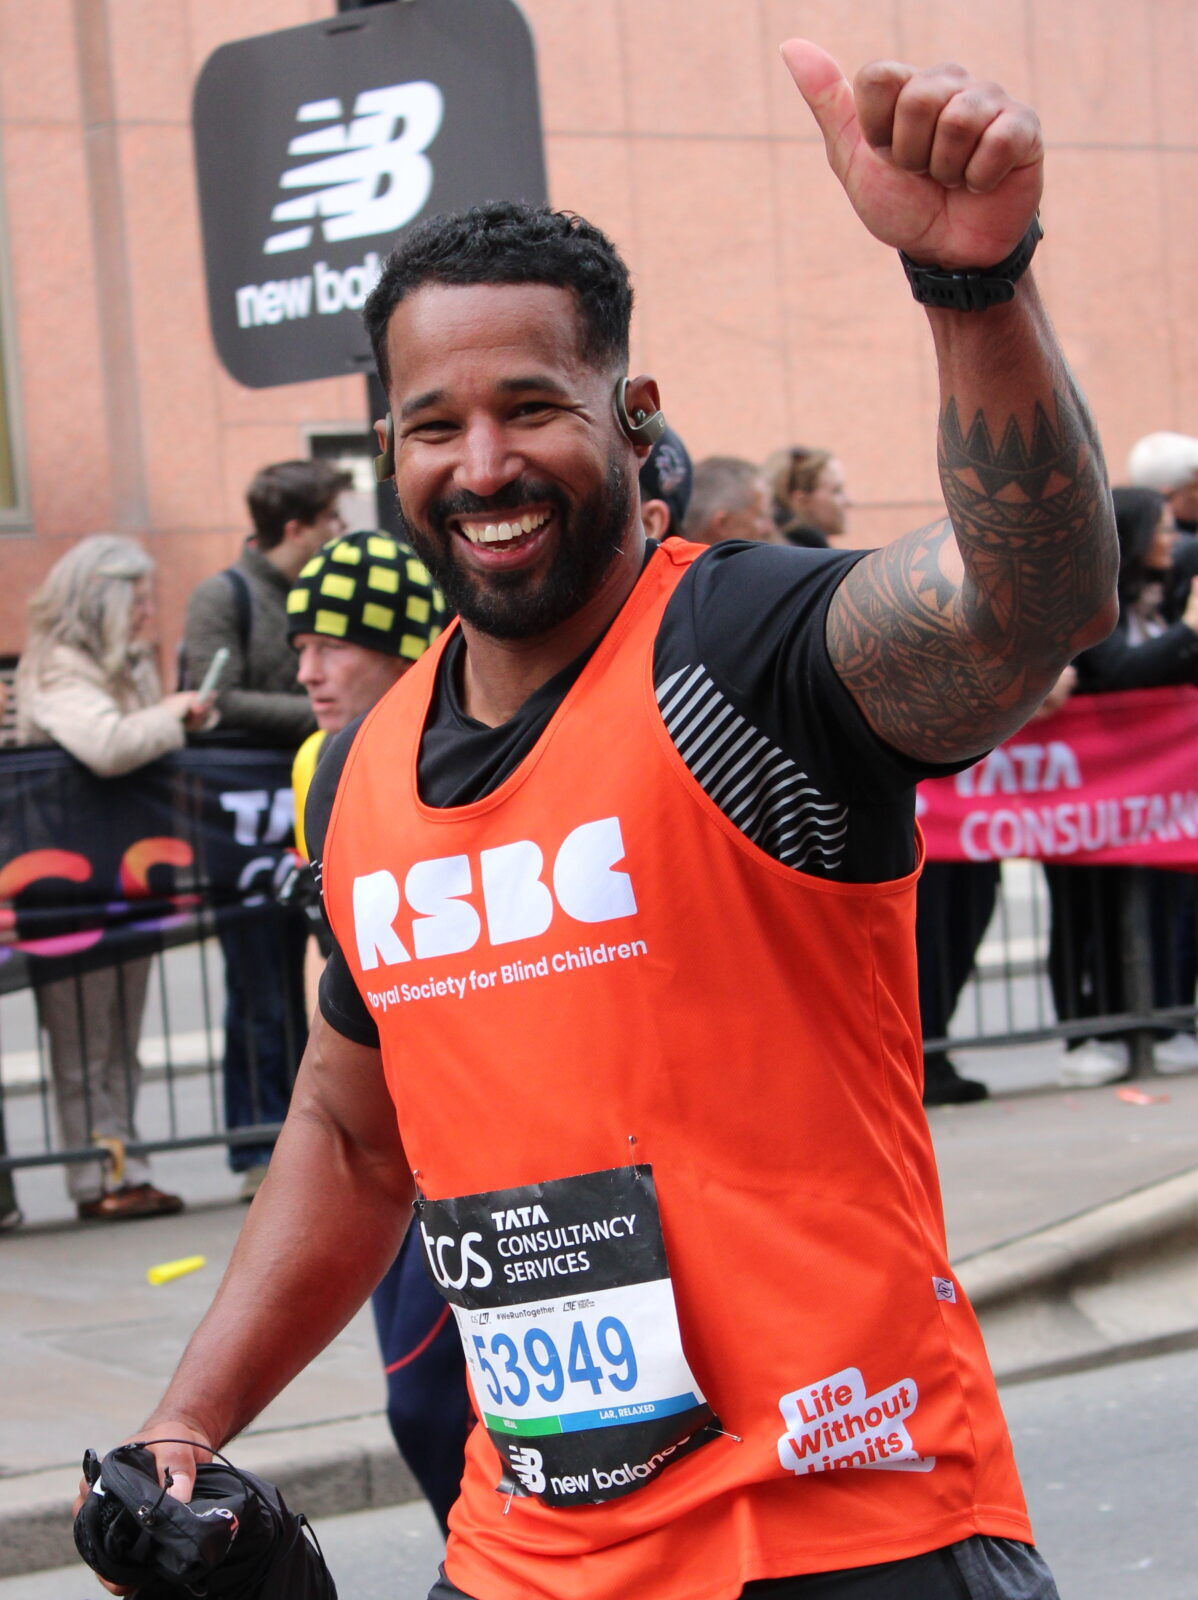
[92, 40, 1117, 1600]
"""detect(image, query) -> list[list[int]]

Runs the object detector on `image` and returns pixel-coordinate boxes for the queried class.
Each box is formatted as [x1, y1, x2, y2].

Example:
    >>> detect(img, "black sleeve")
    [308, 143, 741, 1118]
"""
[1177, 535, 1198, 574]
[673, 541, 965, 801]
[1074, 620, 1198, 691]
[1162, 534, 1198, 622]
[304, 716, 381, 1048]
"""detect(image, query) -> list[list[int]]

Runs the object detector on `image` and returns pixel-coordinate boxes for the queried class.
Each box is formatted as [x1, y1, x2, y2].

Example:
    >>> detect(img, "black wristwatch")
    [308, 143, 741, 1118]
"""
[900, 215, 1042, 312]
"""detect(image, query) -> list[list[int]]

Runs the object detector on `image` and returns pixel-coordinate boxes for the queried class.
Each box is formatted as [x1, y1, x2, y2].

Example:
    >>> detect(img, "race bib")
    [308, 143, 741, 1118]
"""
[414, 1165, 716, 1506]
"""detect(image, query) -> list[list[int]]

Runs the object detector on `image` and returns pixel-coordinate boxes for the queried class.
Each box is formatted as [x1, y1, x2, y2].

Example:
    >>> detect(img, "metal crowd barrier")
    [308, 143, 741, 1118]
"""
[921, 858, 1198, 1076]
[0, 741, 304, 1205]
[2, 858, 1196, 1196]
[0, 918, 307, 1187]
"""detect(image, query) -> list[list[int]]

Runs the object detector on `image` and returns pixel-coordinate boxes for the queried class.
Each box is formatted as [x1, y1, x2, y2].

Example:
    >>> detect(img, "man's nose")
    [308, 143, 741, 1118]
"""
[456, 419, 522, 498]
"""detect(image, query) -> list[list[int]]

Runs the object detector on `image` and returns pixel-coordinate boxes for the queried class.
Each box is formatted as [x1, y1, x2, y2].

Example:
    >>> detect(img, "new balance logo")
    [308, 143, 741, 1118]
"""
[265, 83, 444, 254]
[507, 1446, 546, 1496]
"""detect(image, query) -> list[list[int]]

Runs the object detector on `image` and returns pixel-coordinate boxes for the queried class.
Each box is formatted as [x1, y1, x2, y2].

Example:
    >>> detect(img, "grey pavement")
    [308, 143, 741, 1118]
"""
[2, 1041, 1197, 1579]
[16, 1349, 1198, 1600]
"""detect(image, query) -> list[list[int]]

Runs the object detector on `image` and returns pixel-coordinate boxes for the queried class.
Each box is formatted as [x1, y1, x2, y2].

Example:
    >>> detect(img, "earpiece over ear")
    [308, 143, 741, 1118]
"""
[374, 414, 395, 482]
[614, 378, 667, 449]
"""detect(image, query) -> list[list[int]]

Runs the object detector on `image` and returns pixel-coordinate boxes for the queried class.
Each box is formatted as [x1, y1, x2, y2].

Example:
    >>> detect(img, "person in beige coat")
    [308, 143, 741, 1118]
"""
[16, 535, 213, 1220]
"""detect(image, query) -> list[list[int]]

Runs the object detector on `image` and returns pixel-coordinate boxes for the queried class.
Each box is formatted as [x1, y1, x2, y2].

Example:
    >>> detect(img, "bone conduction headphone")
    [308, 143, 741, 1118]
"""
[613, 378, 667, 449]
[373, 380, 667, 483]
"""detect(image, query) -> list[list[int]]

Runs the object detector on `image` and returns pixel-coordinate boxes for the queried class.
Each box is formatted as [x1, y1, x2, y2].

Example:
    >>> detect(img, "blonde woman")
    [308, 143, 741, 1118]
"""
[762, 445, 852, 548]
[16, 535, 214, 1220]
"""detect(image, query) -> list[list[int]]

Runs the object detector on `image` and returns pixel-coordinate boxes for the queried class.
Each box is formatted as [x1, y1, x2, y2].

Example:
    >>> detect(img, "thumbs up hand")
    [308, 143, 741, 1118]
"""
[781, 40, 1043, 271]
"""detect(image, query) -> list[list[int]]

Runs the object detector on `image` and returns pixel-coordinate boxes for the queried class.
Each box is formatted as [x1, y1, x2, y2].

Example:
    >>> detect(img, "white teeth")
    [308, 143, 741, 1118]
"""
[461, 510, 551, 545]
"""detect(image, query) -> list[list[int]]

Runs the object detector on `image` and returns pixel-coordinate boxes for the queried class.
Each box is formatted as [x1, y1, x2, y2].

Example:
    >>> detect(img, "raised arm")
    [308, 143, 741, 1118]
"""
[119, 1014, 412, 1503]
[783, 41, 1118, 763]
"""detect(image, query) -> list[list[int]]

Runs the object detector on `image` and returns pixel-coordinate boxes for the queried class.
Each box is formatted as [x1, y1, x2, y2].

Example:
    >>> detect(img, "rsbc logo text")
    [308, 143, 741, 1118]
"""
[352, 816, 636, 968]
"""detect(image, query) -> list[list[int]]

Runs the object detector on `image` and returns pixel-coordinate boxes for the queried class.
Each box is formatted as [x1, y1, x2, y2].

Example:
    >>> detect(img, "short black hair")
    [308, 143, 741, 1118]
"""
[246, 461, 351, 550]
[364, 201, 632, 391]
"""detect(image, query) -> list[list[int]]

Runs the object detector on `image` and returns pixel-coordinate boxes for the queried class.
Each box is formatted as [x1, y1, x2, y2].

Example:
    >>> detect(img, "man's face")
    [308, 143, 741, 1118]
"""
[294, 635, 409, 732]
[722, 483, 777, 545]
[381, 283, 637, 640]
[296, 500, 347, 562]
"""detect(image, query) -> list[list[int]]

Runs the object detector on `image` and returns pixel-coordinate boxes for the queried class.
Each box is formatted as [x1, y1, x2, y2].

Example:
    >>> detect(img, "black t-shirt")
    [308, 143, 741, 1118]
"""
[308, 541, 946, 1046]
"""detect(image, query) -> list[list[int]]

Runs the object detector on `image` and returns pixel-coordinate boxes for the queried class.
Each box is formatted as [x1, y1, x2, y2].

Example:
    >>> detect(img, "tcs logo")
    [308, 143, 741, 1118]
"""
[419, 1222, 493, 1291]
[351, 816, 637, 969]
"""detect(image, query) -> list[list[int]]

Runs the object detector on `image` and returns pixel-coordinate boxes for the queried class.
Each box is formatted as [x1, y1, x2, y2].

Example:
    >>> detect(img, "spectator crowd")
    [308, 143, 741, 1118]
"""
[3, 421, 1198, 1534]
[0, 46, 1182, 1597]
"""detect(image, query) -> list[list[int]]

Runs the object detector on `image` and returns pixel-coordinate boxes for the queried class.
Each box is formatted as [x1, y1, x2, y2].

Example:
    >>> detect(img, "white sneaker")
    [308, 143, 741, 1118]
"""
[1153, 1032, 1198, 1074]
[1058, 1040, 1129, 1087]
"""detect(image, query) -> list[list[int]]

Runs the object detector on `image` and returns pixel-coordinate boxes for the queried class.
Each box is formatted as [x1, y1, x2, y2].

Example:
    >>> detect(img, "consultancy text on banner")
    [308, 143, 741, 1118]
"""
[917, 685, 1198, 868]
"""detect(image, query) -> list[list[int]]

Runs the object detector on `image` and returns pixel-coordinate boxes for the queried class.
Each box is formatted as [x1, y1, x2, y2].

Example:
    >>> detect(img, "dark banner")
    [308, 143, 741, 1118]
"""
[0, 744, 298, 994]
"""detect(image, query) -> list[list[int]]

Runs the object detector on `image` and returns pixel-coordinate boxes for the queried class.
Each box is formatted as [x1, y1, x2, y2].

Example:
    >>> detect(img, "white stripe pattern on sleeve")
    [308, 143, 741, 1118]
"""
[656, 665, 847, 871]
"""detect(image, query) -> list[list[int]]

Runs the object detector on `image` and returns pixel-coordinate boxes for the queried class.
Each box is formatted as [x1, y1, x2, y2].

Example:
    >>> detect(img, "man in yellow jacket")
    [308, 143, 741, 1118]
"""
[285, 529, 464, 1532]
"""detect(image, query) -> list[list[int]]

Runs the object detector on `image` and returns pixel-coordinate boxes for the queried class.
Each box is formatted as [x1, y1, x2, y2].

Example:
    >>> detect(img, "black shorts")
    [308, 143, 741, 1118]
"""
[427, 1535, 1058, 1600]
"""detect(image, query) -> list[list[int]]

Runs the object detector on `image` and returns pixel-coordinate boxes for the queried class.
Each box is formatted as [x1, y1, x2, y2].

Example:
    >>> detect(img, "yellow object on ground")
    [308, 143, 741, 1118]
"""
[147, 1255, 206, 1286]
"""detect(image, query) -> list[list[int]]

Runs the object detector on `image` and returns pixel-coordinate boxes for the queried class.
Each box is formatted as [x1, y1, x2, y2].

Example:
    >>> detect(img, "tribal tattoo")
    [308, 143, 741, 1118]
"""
[828, 387, 1115, 762]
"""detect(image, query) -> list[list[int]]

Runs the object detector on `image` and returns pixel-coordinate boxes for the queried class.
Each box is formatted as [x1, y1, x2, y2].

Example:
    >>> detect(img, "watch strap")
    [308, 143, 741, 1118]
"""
[900, 215, 1043, 312]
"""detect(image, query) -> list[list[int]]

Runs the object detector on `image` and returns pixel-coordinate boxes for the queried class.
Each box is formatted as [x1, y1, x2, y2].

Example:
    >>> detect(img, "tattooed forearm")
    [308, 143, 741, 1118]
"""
[829, 383, 1117, 762]
[939, 391, 1113, 660]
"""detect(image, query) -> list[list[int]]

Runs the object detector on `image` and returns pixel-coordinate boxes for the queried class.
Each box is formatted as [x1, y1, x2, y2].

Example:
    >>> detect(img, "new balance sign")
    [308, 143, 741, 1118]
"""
[193, 1, 546, 389]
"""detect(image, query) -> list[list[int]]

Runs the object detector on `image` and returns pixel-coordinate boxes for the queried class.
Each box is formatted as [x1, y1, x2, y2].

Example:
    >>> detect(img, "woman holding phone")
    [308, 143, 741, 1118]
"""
[16, 535, 216, 1219]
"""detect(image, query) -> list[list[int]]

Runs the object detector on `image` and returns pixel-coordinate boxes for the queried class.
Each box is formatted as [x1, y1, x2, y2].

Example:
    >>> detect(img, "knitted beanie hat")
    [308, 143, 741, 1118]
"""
[286, 531, 447, 661]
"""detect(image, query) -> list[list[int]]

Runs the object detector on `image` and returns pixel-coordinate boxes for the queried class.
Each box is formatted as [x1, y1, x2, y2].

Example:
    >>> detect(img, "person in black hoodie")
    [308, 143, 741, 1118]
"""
[1049, 487, 1198, 1084]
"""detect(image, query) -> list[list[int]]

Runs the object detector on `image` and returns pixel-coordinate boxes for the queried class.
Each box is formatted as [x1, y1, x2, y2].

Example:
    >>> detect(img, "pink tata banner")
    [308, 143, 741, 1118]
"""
[917, 685, 1198, 867]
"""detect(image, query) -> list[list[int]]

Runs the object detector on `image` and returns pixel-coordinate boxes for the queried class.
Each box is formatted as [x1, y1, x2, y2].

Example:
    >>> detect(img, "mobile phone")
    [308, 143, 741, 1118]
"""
[197, 647, 230, 699]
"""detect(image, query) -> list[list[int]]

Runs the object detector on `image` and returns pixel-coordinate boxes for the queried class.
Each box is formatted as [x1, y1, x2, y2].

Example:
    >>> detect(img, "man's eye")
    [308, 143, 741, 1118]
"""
[406, 418, 455, 437]
[514, 401, 555, 418]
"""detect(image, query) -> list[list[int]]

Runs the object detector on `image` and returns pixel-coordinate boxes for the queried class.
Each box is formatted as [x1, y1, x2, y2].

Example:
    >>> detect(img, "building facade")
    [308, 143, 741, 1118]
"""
[0, 0, 1194, 673]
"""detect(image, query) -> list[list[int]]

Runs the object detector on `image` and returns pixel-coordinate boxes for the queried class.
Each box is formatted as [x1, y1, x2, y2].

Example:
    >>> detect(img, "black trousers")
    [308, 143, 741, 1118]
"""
[427, 1556, 962, 1600]
[916, 859, 1001, 1069]
[1045, 863, 1197, 1034]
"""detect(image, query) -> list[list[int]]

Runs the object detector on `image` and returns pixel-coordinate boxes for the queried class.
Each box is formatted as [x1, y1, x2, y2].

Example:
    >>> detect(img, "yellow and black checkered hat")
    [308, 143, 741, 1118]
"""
[286, 531, 448, 662]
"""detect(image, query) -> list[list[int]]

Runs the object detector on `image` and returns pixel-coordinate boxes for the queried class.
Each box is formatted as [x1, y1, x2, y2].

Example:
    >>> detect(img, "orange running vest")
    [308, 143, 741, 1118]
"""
[323, 539, 1031, 1600]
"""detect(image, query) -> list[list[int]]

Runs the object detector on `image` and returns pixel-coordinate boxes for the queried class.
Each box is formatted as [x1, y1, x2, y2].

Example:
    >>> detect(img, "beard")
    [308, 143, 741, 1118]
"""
[394, 458, 634, 641]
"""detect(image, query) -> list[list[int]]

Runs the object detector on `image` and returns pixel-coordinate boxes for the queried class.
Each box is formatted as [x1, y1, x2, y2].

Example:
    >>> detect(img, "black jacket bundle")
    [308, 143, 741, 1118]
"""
[73, 1442, 337, 1598]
